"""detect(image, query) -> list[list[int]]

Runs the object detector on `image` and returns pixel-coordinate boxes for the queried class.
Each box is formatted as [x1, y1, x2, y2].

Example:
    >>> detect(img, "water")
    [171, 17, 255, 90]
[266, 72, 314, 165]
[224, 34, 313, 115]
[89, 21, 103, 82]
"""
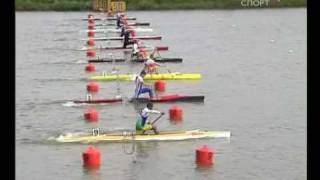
[16, 9, 306, 180]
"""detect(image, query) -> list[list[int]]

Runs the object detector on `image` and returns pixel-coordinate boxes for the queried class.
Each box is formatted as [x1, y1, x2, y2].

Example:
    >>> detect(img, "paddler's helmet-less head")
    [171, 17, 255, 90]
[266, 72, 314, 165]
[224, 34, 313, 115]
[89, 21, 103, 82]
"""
[147, 102, 153, 109]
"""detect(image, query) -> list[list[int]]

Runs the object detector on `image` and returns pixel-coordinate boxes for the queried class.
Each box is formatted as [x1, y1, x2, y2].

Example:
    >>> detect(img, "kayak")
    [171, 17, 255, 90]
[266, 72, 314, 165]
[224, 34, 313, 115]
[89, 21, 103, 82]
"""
[88, 57, 183, 63]
[82, 28, 153, 33]
[83, 35, 162, 41]
[73, 94, 204, 104]
[95, 22, 150, 26]
[73, 98, 122, 104]
[53, 129, 231, 143]
[107, 17, 137, 21]
[77, 46, 133, 51]
[78, 46, 168, 51]
[90, 73, 201, 81]
[106, 17, 136, 21]
[82, 17, 136, 21]
[130, 94, 204, 103]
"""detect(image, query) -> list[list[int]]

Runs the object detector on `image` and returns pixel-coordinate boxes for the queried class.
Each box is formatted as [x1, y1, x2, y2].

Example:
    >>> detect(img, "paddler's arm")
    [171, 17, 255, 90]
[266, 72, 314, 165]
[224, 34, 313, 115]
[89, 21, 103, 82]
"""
[154, 62, 161, 66]
[145, 110, 165, 123]
[145, 109, 165, 116]
[147, 109, 161, 114]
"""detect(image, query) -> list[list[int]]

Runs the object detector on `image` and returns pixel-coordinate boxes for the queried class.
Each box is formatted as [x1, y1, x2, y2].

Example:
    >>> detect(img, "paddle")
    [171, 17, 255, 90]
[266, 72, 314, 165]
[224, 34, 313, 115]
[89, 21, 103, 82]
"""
[149, 50, 173, 74]
[159, 64, 172, 74]
[165, 65, 172, 74]
[151, 113, 164, 125]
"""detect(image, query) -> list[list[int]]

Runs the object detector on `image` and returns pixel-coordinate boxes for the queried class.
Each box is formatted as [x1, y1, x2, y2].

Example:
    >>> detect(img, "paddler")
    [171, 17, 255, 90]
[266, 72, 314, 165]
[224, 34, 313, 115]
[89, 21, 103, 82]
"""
[134, 70, 154, 98]
[120, 25, 125, 37]
[144, 55, 161, 74]
[136, 102, 165, 135]
[116, 13, 122, 28]
[149, 47, 159, 59]
[116, 13, 126, 28]
[131, 40, 140, 58]
[123, 29, 134, 48]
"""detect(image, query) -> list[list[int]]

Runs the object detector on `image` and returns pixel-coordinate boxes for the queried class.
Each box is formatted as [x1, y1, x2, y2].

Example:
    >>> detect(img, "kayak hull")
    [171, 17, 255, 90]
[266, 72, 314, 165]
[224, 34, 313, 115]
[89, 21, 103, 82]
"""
[78, 46, 168, 51]
[130, 95, 204, 103]
[95, 22, 150, 26]
[82, 17, 136, 21]
[88, 58, 183, 63]
[86, 36, 162, 41]
[83, 28, 153, 33]
[73, 98, 122, 104]
[73, 95, 204, 104]
[90, 73, 201, 81]
[53, 130, 231, 143]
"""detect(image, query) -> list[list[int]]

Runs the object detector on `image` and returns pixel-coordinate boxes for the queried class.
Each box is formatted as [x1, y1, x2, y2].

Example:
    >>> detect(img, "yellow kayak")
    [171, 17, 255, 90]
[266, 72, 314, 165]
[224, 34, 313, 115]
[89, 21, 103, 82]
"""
[53, 130, 230, 143]
[90, 72, 201, 81]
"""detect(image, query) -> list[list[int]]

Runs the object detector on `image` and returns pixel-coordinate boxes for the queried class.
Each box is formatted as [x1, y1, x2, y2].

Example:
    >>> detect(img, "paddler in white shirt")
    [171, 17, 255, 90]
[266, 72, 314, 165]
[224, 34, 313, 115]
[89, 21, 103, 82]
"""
[136, 102, 165, 135]
[134, 70, 154, 98]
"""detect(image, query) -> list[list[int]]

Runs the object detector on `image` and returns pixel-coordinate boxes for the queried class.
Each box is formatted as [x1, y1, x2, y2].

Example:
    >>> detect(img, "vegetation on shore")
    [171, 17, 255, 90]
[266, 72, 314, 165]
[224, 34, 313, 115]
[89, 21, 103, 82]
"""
[16, 0, 306, 11]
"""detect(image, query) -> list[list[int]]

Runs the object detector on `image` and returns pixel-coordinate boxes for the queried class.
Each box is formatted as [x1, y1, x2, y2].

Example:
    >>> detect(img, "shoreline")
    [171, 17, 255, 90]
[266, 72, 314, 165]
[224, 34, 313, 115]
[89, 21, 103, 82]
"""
[15, 7, 307, 12]
[15, 0, 306, 11]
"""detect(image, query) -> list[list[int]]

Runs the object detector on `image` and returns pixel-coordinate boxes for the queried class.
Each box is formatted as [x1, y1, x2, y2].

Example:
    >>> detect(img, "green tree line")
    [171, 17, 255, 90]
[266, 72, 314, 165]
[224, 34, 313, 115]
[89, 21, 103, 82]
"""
[16, 0, 306, 11]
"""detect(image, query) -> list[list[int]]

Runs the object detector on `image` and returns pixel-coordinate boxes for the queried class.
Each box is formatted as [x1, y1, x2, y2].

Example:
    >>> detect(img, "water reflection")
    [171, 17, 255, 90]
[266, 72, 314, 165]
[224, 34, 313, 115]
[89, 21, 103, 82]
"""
[82, 167, 101, 180]
[194, 164, 216, 179]
[125, 141, 160, 180]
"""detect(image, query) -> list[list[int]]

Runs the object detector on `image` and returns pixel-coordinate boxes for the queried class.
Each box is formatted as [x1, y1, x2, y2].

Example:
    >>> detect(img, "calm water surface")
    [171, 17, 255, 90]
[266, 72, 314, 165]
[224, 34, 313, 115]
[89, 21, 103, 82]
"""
[16, 9, 306, 180]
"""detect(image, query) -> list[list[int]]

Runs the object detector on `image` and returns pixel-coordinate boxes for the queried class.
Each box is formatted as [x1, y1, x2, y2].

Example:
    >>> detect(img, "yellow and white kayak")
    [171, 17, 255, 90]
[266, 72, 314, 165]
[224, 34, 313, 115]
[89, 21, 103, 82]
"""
[53, 130, 230, 143]
[90, 72, 201, 81]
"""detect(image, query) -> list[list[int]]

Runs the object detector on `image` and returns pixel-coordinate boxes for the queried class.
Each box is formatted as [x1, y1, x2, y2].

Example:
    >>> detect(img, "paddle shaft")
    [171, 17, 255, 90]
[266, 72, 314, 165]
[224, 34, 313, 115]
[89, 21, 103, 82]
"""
[151, 114, 164, 125]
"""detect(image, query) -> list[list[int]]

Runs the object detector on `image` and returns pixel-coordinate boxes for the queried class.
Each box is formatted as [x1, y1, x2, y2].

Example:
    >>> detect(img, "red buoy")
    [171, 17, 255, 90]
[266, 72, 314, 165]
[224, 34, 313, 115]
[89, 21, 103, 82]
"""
[196, 145, 214, 166]
[87, 49, 96, 57]
[88, 31, 95, 37]
[154, 80, 166, 92]
[84, 108, 99, 121]
[88, 24, 95, 30]
[85, 63, 96, 72]
[82, 146, 101, 168]
[87, 82, 99, 93]
[169, 106, 183, 121]
[87, 39, 95, 46]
